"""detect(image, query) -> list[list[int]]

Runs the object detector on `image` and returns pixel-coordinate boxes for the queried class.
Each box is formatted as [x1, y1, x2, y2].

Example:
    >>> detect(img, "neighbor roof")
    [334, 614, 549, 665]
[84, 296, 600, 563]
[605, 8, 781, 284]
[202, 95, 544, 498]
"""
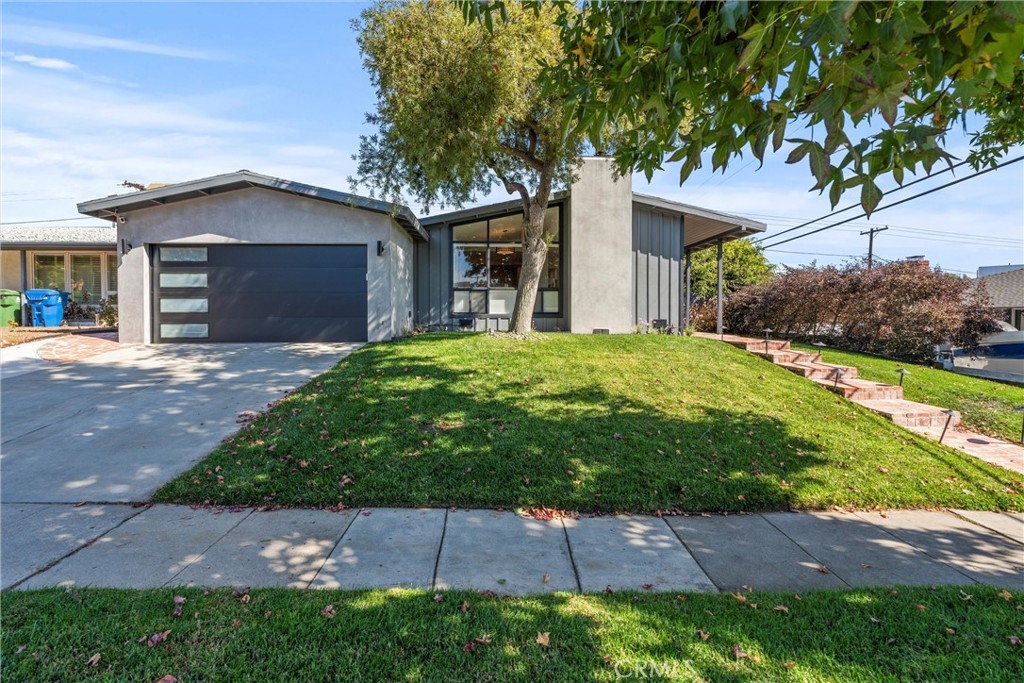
[0, 225, 117, 250]
[977, 268, 1024, 308]
[77, 171, 428, 241]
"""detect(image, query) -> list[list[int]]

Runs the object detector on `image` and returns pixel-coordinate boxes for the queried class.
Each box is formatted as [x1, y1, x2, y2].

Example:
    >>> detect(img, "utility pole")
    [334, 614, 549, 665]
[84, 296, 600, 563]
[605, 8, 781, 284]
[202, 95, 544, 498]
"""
[860, 225, 888, 270]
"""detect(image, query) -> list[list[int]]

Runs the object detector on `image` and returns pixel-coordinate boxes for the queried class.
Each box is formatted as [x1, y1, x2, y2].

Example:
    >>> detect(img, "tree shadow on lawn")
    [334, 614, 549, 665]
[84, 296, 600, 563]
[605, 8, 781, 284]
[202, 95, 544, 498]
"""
[159, 337, 1022, 513]
[3, 586, 1019, 682]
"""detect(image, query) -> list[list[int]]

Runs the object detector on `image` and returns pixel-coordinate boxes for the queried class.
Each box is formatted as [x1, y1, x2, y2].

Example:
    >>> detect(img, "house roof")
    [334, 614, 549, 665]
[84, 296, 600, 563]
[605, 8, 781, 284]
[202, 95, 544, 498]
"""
[630, 193, 767, 250]
[77, 170, 428, 241]
[418, 191, 767, 252]
[977, 268, 1024, 308]
[0, 225, 117, 250]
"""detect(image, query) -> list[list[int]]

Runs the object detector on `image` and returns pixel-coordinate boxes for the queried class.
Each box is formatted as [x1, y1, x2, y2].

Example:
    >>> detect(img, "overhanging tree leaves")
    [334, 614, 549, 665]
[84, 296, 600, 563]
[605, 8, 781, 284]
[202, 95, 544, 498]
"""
[352, 0, 591, 334]
[464, 1, 1024, 214]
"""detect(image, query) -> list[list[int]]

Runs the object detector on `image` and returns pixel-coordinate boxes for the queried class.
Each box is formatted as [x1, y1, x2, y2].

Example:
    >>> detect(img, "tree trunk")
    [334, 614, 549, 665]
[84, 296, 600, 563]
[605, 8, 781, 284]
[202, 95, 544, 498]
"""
[509, 207, 548, 334]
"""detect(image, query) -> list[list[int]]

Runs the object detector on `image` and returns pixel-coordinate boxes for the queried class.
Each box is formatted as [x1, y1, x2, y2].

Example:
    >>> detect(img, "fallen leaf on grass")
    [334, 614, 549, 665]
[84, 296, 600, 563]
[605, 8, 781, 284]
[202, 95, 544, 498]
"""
[475, 635, 493, 645]
[783, 662, 796, 669]
[172, 596, 186, 605]
[877, 467, 889, 474]
[698, 630, 710, 641]
[16, 645, 27, 654]
[172, 606, 183, 618]
[642, 583, 654, 591]
[321, 605, 335, 619]
[676, 595, 687, 602]
[87, 653, 101, 667]
[231, 619, 241, 628]
[1009, 635, 1022, 646]
[915, 604, 927, 612]
[231, 587, 251, 599]
[536, 632, 550, 647]
[869, 616, 881, 624]
[773, 605, 789, 614]
[998, 590, 1013, 601]
[730, 592, 747, 603]
[946, 628, 956, 635]
[155, 677, 177, 683]
[240, 594, 251, 605]
[463, 641, 476, 653]
[433, 594, 444, 603]
[146, 630, 171, 647]
[732, 644, 748, 660]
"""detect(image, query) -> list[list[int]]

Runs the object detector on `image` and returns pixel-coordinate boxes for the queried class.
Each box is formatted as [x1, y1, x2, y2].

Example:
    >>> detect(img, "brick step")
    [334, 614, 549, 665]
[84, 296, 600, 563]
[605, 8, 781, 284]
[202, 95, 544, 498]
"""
[778, 361, 858, 380]
[812, 377, 904, 401]
[724, 338, 791, 352]
[752, 349, 820, 364]
[855, 399, 961, 428]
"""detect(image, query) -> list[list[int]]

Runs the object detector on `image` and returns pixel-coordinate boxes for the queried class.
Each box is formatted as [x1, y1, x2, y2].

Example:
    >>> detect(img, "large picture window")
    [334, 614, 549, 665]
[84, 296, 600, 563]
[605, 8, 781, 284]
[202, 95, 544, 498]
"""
[452, 206, 561, 315]
[29, 251, 117, 302]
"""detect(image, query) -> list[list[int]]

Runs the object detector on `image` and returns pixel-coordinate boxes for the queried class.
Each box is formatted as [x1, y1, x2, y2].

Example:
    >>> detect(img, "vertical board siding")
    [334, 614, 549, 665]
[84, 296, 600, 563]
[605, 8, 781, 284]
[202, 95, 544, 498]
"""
[632, 204, 686, 332]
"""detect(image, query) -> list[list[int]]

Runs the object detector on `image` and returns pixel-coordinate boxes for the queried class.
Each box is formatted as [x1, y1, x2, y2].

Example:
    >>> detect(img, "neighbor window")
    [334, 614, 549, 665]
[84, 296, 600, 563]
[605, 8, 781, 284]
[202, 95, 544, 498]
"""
[32, 254, 65, 291]
[451, 206, 561, 315]
[71, 254, 102, 303]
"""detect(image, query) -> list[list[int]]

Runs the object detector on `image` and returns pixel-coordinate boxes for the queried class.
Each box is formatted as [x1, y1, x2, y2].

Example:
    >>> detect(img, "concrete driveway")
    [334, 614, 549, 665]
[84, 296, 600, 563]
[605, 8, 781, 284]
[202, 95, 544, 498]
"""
[0, 342, 360, 503]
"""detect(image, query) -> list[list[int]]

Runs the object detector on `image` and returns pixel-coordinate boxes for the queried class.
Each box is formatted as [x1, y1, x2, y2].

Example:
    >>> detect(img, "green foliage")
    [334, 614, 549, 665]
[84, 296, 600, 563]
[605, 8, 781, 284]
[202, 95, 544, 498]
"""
[156, 334, 1022, 513]
[689, 239, 774, 300]
[4, 587, 1024, 682]
[351, 1, 583, 211]
[465, 1, 1024, 213]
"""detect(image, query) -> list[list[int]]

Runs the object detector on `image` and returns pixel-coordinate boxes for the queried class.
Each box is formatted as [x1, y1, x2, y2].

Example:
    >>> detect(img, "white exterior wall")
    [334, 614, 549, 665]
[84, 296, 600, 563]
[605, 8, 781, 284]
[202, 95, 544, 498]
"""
[116, 187, 413, 343]
[568, 157, 634, 333]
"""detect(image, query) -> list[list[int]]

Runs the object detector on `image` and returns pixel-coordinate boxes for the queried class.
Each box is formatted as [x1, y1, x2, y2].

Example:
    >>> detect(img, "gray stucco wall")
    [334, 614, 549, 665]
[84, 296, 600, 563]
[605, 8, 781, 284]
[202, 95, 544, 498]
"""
[568, 157, 634, 334]
[1, 251, 23, 291]
[633, 204, 685, 331]
[115, 187, 412, 344]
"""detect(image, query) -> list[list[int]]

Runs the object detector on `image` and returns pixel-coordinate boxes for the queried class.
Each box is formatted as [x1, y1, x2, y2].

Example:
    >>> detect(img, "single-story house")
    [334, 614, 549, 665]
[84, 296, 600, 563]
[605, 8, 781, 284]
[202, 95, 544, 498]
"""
[975, 267, 1024, 330]
[75, 157, 765, 343]
[0, 225, 119, 318]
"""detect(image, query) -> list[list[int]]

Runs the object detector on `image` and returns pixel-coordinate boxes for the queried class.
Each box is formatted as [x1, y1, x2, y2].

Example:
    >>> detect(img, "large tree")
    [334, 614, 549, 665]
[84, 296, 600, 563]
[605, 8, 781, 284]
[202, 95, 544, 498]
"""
[352, 1, 591, 334]
[465, 1, 1024, 214]
[690, 239, 774, 300]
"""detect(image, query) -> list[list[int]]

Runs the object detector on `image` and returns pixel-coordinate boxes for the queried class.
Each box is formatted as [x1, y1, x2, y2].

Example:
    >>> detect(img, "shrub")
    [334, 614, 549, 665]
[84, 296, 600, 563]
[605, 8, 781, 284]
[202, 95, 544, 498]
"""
[97, 296, 118, 327]
[725, 260, 998, 362]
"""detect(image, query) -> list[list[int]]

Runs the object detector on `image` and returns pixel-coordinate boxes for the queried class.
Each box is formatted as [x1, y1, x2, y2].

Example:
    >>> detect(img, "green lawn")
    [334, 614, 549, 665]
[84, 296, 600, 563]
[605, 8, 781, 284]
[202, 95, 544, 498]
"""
[3, 587, 1021, 682]
[794, 343, 1024, 443]
[155, 334, 1022, 513]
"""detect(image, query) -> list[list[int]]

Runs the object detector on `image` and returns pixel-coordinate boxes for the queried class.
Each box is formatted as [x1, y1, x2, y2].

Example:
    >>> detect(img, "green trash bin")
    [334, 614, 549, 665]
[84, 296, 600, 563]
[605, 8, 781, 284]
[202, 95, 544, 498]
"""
[0, 289, 21, 327]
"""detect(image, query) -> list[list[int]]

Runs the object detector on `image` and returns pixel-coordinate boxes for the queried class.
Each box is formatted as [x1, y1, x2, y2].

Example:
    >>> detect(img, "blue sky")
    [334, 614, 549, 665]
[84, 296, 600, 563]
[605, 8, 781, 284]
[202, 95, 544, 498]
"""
[2, 2, 1021, 277]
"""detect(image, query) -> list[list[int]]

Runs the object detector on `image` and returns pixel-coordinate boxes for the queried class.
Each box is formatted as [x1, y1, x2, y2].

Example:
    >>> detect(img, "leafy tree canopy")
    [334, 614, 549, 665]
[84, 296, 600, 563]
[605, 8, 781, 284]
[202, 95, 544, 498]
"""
[464, 1, 1024, 214]
[690, 239, 774, 300]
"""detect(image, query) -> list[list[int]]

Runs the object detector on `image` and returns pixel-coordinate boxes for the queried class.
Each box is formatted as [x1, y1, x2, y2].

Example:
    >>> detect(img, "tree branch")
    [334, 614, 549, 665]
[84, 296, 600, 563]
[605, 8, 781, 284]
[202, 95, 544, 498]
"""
[489, 160, 531, 208]
[497, 142, 544, 171]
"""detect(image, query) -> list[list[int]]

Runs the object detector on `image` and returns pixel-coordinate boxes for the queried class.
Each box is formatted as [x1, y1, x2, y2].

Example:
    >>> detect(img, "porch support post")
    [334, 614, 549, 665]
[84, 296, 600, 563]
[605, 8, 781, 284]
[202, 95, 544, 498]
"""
[716, 238, 724, 335]
[684, 250, 691, 330]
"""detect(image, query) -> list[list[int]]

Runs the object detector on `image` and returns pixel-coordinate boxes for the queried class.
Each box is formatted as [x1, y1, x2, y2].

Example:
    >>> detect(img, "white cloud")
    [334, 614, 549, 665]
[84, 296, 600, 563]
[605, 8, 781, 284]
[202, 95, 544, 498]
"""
[1, 51, 78, 71]
[3, 19, 225, 61]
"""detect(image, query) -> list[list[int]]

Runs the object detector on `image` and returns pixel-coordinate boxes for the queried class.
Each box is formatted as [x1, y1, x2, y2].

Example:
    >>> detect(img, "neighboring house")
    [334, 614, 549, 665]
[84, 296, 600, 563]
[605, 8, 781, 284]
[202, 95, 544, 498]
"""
[977, 264, 1024, 278]
[975, 267, 1024, 330]
[0, 225, 119, 316]
[76, 157, 765, 344]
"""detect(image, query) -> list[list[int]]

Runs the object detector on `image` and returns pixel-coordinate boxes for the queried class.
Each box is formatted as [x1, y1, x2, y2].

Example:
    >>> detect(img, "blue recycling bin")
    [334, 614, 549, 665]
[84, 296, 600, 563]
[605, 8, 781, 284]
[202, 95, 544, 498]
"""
[23, 288, 64, 327]
[59, 291, 70, 309]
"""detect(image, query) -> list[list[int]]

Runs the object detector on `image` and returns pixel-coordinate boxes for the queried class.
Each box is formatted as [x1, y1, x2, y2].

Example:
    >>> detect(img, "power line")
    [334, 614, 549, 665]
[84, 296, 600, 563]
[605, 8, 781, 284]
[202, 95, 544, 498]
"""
[759, 155, 1024, 249]
[751, 159, 972, 244]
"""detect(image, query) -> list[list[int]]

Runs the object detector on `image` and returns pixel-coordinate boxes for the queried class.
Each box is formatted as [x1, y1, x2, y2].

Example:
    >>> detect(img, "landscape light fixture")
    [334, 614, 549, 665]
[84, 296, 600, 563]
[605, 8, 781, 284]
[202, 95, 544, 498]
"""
[763, 328, 773, 354]
[939, 409, 961, 444]
[831, 366, 844, 389]
[896, 368, 910, 387]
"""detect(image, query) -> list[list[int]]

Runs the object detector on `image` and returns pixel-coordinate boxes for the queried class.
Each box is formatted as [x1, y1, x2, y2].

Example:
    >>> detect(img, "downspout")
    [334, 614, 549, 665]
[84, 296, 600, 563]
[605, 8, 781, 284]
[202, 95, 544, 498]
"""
[716, 238, 724, 335]
[678, 215, 686, 332]
[19, 249, 28, 323]
[684, 250, 691, 331]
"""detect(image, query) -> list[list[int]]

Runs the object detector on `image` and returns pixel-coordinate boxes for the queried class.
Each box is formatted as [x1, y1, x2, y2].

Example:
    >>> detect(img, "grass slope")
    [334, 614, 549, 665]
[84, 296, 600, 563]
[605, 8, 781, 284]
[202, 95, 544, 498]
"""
[155, 334, 1022, 513]
[794, 343, 1024, 444]
[3, 587, 1022, 682]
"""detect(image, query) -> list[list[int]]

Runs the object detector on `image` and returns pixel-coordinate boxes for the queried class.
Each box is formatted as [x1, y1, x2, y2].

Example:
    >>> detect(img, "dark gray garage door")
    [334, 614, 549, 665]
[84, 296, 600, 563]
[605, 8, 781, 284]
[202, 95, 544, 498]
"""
[152, 244, 367, 343]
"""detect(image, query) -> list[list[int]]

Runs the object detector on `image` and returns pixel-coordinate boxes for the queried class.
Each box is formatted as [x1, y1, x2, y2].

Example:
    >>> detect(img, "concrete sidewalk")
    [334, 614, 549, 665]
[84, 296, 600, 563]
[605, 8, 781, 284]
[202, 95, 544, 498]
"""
[3, 504, 1021, 593]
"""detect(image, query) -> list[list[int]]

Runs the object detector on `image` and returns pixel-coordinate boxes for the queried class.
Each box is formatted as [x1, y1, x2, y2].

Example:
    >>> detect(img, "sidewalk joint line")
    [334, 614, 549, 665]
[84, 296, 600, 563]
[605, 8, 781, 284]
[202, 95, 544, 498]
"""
[560, 518, 582, 593]
[759, 513, 853, 589]
[307, 508, 362, 589]
[431, 508, 449, 591]
[946, 510, 1024, 547]
[5, 504, 151, 590]
[661, 516, 722, 592]
[160, 507, 255, 588]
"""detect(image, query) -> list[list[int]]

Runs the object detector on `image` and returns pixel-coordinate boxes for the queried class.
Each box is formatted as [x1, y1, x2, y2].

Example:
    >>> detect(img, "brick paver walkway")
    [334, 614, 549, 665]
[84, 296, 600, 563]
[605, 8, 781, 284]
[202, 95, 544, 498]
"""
[35, 332, 119, 363]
